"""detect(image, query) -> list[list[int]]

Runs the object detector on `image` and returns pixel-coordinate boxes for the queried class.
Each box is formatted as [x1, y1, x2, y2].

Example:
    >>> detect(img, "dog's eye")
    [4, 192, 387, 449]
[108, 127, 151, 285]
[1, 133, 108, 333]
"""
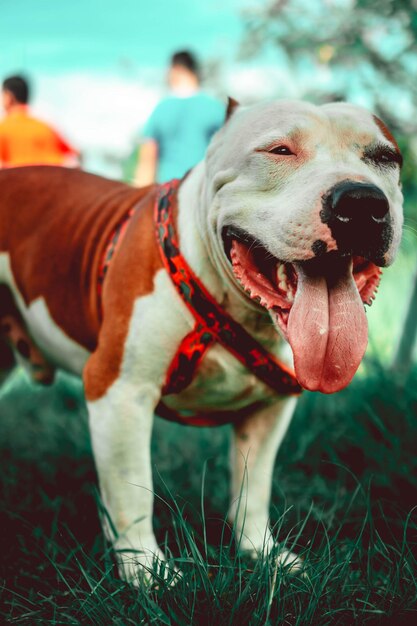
[268, 145, 294, 156]
[376, 150, 399, 164]
[364, 145, 403, 168]
[378, 150, 402, 167]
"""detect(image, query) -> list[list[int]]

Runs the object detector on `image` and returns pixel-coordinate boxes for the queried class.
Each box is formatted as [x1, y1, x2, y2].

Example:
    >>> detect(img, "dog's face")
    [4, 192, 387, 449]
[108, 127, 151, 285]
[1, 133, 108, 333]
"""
[203, 100, 403, 394]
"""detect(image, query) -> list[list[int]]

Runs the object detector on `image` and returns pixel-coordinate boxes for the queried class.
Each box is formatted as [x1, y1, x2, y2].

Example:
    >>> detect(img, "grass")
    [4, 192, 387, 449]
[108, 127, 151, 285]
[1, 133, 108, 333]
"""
[1, 360, 417, 625]
[1, 236, 417, 624]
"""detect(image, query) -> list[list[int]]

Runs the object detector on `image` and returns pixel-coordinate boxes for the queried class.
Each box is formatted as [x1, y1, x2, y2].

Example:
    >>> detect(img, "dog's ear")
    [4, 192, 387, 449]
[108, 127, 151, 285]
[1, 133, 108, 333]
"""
[225, 97, 240, 122]
[373, 114, 402, 161]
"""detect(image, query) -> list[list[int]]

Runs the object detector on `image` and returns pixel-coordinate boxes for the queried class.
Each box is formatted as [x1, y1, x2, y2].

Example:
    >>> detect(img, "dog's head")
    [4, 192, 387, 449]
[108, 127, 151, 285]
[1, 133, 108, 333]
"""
[203, 99, 403, 394]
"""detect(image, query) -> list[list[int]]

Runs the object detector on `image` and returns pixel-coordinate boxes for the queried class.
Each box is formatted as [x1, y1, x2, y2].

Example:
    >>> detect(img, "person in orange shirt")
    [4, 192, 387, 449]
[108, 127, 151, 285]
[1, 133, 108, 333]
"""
[0, 75, 79, 168]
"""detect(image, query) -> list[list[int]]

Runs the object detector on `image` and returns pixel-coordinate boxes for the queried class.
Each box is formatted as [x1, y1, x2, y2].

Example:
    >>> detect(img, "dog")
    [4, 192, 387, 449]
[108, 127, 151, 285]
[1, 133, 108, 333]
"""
[0, 99, 403, 584]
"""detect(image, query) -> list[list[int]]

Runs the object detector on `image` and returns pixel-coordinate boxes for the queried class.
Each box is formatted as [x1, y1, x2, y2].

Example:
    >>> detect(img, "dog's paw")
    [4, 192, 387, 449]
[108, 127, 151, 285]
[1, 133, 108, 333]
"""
[116, 545, 181, 588]
[273, 548, 304, 574]
[239, 535, 304, 575]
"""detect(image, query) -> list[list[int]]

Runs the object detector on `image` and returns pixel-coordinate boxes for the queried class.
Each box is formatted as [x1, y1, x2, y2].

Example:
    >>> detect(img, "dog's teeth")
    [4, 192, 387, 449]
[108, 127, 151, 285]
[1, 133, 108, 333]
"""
[356, 276, 366, 290]
[277, 264, 286, 281]
[276, 263, 296, 303]
[277, 264, 288, 291]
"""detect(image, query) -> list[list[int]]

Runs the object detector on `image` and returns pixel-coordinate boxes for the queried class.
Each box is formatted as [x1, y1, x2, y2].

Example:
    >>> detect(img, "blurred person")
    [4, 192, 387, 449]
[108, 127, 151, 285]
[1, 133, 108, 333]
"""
[0, 75, 79, 168]
[135, 51, 224, 185]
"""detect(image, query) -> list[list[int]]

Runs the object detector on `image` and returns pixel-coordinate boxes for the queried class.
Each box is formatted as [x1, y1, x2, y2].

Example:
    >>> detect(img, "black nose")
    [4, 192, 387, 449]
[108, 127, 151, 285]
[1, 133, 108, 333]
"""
[330, 181, 389, 225]
[321, 181, 392, 261]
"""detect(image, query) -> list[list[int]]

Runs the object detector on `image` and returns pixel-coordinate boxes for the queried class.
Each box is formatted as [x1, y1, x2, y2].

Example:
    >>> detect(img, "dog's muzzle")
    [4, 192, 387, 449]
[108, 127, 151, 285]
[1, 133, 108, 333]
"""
[222, 216, 383, 395]
[320, 181, 392, 264]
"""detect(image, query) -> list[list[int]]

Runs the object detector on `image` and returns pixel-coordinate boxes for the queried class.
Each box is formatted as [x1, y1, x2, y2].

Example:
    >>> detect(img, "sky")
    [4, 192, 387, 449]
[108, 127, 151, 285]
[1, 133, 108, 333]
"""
[0, 0, 244, 74]
[1, 0, 257, 177]
[2, 1, 411, 179]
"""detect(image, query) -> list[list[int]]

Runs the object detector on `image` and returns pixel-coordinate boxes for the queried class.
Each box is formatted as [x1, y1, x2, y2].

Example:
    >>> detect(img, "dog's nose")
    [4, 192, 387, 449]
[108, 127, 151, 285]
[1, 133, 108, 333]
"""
[330, 181, 389, 226]
[321, 181, 392, 261]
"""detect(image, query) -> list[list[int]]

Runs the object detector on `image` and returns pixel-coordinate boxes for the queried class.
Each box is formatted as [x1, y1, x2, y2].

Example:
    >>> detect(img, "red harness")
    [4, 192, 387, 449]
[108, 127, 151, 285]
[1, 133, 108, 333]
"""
[99, 179, 301, 426]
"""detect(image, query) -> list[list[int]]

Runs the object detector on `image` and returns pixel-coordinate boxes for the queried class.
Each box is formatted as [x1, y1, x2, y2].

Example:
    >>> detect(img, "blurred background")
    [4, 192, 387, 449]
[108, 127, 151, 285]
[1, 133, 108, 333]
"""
[2, 0, 246, 179]
[2, 0, 416, 360]
[2, 1, 417, 622]
[2, 0, 416, 182]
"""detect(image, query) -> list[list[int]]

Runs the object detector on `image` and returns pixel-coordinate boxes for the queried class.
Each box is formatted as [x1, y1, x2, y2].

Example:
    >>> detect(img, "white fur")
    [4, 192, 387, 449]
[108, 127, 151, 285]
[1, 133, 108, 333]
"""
[229, 396, 298, 553]
[204, 100, 403, 282]
[87, 378, 164, 584]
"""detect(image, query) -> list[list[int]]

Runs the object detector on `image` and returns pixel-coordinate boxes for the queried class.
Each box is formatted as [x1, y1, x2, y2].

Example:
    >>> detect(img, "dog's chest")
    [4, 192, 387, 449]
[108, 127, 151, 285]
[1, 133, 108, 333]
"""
[163, 342, 277, 412]
[125, 270, 291, 413]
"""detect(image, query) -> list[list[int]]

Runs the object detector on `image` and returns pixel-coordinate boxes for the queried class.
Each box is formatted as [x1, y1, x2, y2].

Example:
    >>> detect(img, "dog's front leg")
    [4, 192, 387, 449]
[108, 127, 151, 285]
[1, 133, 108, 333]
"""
[86, 377, 164, 585]
[229, 396, 298, 560]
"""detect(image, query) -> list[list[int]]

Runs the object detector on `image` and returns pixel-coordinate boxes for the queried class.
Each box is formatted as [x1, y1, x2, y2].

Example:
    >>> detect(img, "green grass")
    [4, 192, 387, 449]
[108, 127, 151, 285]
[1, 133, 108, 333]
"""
[1, 235, 417, 624]
[1, 361, 417, 625]
[367, 229, 417, 362]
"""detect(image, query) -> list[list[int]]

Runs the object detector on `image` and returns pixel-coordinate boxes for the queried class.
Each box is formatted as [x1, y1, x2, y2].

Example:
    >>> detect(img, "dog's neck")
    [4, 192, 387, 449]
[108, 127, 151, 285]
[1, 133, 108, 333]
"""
[177, 164, 274, 334]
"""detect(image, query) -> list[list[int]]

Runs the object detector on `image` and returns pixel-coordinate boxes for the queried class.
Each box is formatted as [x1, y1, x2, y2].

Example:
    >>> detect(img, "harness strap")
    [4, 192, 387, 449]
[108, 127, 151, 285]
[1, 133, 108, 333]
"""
[162, 322, 216, 395]
[155, 180, 302, 398]
[97, 179, 301, 428]
[97, 206, 135, 317]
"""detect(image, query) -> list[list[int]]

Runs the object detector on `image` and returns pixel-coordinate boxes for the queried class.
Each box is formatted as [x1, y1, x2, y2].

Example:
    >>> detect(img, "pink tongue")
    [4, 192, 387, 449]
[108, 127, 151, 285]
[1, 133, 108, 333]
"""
[287, 260, 368, 393]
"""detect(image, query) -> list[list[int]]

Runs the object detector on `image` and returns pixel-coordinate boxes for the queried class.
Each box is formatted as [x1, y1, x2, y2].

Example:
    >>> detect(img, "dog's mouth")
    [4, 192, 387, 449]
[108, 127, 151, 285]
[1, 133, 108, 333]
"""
[222, 227, 382, 394]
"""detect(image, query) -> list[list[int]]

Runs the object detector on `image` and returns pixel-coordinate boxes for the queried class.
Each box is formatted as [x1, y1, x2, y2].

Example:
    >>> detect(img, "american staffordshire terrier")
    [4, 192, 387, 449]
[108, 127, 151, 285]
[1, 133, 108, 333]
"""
[0, 99, 403, 584]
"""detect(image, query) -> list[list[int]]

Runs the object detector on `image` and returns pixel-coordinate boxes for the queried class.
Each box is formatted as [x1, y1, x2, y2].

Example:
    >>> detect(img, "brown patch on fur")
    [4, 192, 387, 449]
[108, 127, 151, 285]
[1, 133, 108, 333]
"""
[226, 97, 239, 122]
[83, 186, 166, 401]
[0, 166, 170, 399]
[0, 167, 155, 350]
[373, 115, 401, 156]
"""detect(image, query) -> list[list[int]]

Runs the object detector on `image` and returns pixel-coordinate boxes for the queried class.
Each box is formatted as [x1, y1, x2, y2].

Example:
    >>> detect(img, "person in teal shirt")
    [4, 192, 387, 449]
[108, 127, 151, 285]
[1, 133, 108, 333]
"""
[135, 51, 225, 185]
